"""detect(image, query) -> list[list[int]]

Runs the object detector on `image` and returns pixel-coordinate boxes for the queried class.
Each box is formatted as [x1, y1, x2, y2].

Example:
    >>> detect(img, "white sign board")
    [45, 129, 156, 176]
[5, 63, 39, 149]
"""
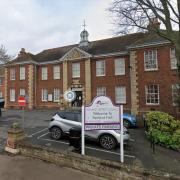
[85, 96, 120, 130]
[81, 96, 124, 163]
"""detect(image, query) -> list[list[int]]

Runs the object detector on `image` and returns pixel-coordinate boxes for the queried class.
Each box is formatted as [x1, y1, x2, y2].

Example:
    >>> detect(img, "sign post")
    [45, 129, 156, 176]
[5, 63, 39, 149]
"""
[81, 105, 85, 155]
[120, 105, 124, 163]
[82, 96, 124, 162]
[18, 96, 26, 129]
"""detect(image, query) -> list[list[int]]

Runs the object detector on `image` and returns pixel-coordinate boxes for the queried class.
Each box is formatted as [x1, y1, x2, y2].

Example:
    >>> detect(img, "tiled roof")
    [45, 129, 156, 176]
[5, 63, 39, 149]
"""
[10, 32, 169, 64]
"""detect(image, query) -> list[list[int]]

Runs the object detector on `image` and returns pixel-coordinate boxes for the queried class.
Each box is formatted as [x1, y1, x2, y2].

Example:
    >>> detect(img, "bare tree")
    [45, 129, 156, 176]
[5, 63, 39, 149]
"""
[109, 0, 180, 73]
[0, 45, 12, 64]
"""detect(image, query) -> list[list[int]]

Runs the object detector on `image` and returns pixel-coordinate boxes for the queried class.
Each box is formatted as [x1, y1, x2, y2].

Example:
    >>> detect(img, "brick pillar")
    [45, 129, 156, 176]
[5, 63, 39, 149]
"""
[130, 51, 139, 115]
[5, 123, 24, 154]
[85, 58, 91, 105]
[28, 64, 34, 110]
[63, 61, 68, 108]
[4, 68, 8, 109]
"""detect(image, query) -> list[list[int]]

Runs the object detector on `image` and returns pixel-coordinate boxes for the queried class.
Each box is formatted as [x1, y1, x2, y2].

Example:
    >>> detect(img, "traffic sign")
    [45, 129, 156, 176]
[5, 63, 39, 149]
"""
[64, 90, 76, 102]
[18, 96, 26, 106]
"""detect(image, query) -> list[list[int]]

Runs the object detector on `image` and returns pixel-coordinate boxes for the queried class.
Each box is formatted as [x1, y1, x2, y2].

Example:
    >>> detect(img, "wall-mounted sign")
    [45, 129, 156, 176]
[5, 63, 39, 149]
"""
[64, 90, 76, 102]
[84, 96, 120, 130]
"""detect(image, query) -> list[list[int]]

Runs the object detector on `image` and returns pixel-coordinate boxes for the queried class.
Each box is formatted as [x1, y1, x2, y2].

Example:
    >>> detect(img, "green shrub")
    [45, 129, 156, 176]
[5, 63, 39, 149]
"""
[145, 111, 180, 150]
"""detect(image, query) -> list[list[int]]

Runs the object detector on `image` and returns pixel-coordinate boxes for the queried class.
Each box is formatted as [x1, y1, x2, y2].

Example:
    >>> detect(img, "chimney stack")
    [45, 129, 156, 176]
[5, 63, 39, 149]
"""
[18, 48, 26, 57]
[147, 17, 160, 30]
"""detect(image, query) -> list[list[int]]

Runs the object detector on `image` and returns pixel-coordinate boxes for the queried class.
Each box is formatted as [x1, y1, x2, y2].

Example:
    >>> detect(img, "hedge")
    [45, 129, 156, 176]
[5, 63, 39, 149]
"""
[145, 111, 180, 150]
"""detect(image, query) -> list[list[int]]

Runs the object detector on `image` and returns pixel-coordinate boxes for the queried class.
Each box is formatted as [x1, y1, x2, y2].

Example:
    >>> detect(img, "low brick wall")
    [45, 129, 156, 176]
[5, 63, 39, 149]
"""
[18, 141, 179, 180]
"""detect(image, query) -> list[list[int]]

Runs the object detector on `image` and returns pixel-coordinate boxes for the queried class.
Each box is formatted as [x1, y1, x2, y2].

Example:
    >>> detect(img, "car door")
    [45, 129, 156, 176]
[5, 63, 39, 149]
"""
[62, 112, 81, 133]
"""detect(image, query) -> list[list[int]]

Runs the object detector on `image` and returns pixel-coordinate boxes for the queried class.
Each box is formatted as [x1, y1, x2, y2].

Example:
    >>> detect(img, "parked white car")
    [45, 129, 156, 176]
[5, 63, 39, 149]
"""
[49, 111, 130, 150]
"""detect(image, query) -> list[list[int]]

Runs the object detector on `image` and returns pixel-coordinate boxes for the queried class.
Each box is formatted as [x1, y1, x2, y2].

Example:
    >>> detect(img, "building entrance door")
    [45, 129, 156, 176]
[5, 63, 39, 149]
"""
[72, 91, 82, 107]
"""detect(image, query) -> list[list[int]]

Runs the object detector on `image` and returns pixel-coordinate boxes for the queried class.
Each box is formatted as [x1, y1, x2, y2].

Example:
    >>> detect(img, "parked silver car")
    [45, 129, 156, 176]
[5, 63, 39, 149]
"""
[49, 111, 130, 150]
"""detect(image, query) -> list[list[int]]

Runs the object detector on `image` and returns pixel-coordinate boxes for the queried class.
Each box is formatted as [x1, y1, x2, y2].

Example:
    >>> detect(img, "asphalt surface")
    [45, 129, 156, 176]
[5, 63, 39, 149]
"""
[0, 109, 180, 175]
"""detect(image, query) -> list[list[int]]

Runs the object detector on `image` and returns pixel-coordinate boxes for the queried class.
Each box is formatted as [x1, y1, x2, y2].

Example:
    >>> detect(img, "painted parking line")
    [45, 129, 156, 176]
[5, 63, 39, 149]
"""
[86, 146, 135, 158]
[38, 135, 135, 159]
[27, 128, 48, 137]
[37, 132, 50, 139]
[41, 138, 69, 145]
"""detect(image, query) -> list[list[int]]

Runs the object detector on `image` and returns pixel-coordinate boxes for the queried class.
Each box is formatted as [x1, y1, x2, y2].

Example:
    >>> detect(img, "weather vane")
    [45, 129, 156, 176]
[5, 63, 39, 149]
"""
[83, 19, 86, 30]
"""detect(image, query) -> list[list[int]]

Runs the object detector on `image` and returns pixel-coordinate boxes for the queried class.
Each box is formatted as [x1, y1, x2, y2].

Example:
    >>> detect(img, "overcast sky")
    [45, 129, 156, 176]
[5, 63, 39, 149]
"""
[0, 0, 114, 56]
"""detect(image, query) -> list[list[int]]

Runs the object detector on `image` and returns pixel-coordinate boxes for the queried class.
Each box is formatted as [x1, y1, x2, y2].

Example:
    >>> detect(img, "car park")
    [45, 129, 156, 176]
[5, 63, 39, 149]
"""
[123, 113, 137, 128]
[48, 111, 130, 150]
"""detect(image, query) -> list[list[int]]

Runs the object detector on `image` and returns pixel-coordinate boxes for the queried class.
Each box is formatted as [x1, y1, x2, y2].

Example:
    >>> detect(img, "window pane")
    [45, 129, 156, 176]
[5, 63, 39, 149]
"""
[144, 50, 158, 70]
[96, 61, 105, 76]
[115, 86, 126, 104]
[10, 89, 15, 102]
[41, 89, 48, 101]
[42, 67, 47, 80]
[53, 66, 60, 79]
[172, 84, 180, 105]
[115, 58, 125, 75]
[53, 88, 60, 102]
[10, 68, 15, 80]
[170, 48, 178, 69]
[20, 89, 25, 96]
[72, 63, 80, 78]
[97, 87, 106, 96]
[145, 85, 159, 105]
[20, 66, 25, 80]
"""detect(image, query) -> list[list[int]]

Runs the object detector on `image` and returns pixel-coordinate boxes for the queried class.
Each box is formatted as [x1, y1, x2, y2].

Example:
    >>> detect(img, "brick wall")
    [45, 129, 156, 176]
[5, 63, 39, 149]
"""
[36, 64, 63, 108]
[91, 56, 131, 111]
[136, 45, 179, 116]
[6, 64, 29, 109]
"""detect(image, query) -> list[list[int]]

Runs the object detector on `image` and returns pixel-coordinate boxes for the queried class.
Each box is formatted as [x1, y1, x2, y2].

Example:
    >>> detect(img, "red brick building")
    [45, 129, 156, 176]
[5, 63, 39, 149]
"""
[0, 67, 5, 99]
[4, 26, 179, 117]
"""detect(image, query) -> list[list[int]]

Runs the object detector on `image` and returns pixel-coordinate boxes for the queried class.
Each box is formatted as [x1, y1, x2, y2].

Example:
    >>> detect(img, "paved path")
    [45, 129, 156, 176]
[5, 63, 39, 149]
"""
[0, 155, 106, 180]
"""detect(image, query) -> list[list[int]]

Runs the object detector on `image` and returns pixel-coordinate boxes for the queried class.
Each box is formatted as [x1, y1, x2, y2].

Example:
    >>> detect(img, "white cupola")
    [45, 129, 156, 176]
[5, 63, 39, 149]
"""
[79, 20, 89, 47]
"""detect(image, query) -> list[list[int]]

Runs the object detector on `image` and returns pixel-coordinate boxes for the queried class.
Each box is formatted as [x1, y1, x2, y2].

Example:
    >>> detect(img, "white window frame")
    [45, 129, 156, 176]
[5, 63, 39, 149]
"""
[115, 58, 125, 75]
[41, 89, 48, 102]
[96, 87, 106, 96]
[145, 85, 159, 105]
[115, 86, 126, 104]
[53, 88, 60, 102]
[19, 89, 25, 96]
[10, 68, 16, 80]
[172, 84, 179, 106]
[20, 66, 25, 80]
[170, 48, 178, 70]
[10, 89, 15, 102]
[96, 60, 105, 77]
[72, 63, 80, 78]
[53, 65, 60, 79]
[41, 67, 48, 80]
[144, 50, 158, 71]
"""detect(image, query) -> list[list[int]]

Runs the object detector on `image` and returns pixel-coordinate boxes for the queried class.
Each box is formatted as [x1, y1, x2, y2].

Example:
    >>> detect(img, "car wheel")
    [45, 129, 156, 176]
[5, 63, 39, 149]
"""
[50, 127, 62, 140]
[123, 119, 131, 128]
[99, 134, 117, 150]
